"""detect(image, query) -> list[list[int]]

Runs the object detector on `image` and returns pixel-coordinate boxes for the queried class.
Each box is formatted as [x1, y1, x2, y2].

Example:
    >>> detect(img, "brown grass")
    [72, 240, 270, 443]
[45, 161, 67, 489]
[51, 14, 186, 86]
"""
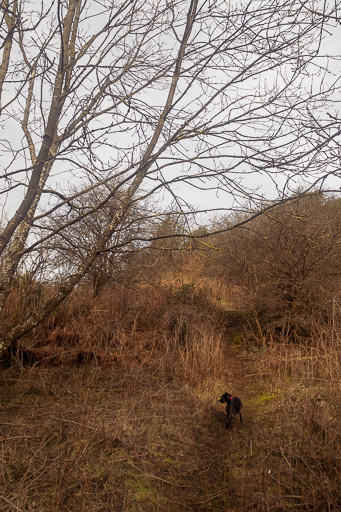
[1, 275, 341, 511]
[0, 358, 231, 511]
[0, 280, 232, 511]
[221, 330, 341, 511]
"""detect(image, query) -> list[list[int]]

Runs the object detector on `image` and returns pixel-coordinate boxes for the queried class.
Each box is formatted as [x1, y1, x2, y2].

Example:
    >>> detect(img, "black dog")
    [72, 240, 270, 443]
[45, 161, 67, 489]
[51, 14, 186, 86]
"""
[219, 392, 243, 429]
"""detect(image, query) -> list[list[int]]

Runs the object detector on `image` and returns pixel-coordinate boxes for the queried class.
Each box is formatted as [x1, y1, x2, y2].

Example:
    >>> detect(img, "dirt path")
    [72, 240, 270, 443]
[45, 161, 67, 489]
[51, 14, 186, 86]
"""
[180, 335, 265, 512]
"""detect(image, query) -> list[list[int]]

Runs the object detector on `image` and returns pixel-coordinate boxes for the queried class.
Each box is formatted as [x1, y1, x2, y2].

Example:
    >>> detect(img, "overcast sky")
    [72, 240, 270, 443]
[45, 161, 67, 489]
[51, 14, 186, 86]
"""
[1, 0, 341, 228]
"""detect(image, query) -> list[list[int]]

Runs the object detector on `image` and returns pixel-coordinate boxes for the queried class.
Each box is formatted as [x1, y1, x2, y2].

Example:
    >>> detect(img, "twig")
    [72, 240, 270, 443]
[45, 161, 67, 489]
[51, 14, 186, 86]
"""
[191, 490, 225, 505]
[1, 495, 24, 512]
[0, 436, 35, 441]
[280, 446, 292, 468]
[169, 500, 194, 511]
[50, 416, 96, 430]
[129, 461, 192, 488]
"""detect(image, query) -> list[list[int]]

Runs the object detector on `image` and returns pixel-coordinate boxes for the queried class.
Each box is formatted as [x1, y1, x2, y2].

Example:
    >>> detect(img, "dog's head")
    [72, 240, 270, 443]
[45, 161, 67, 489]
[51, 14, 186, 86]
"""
[219, 392, 233, 404]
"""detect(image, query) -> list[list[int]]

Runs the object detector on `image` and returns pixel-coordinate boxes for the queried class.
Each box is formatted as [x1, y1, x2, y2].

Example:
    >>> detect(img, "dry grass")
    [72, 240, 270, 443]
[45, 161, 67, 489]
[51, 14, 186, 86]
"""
[0, 281, 232, 511]
[221, 331, 341, 511]
[1, 277, 341, 511]
[0, 360, 231, 511]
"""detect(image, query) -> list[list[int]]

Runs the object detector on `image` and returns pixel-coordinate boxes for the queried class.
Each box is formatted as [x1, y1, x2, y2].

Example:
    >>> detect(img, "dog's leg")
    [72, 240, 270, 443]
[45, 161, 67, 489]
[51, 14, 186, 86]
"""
[227, 412, 234, 430]
[226, 409, 231, 429]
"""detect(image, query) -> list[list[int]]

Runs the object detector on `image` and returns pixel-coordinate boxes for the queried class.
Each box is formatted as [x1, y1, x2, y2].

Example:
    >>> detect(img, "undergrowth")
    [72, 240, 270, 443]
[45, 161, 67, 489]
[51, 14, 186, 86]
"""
[223, 334, 341, 511]
[1, 276, 341, 511]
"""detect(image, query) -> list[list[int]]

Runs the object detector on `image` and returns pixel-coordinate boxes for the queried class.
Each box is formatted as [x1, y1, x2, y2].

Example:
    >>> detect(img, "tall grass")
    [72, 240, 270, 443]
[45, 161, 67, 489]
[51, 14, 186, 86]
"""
[1, 265, 341, 510]
[4, 279, 226, 380]
[0, 281, 231, 511]
[224, 324, 341, 511]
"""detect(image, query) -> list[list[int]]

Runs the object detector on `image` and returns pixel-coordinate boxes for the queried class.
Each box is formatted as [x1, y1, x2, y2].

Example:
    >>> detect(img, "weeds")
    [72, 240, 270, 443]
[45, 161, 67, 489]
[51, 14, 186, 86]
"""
[1, 260, 341, 510]
[224, 330, 341, 511]
[0, 364, 229, 511]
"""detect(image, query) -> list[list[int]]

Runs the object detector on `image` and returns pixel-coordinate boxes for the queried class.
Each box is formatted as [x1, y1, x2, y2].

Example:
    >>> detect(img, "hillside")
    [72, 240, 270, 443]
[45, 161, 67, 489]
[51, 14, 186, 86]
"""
[1, 302, 340, 511]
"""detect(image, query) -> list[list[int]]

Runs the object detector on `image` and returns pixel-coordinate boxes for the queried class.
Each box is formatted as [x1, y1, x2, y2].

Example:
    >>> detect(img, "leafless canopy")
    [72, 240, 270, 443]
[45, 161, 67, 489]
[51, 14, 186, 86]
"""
[0, 0, 340, 354]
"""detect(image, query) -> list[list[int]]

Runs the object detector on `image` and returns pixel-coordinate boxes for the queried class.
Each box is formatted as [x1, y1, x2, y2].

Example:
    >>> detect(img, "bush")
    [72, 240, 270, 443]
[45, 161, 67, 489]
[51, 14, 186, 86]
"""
[214, 194, 341, 341]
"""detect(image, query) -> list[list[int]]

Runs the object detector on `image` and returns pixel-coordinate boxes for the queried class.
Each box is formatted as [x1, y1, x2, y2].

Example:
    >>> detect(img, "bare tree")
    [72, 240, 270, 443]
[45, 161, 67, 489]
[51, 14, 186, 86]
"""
[0, 0, 340, 356]
[212, 193, 341, 338]
[35, 183, 156, 293]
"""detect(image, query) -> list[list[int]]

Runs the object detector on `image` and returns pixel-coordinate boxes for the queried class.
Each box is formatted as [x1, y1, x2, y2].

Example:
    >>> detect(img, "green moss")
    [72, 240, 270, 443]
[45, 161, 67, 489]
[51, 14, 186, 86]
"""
[126, 476, 167, 506]
[252, 393, 276, 406]
[162, 455, 178, 467]
[230, 333, 243, 346]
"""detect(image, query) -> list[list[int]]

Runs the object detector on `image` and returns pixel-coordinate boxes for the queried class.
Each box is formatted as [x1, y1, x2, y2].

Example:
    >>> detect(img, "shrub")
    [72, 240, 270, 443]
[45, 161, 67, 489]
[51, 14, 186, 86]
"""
[215, 194, 341, 341]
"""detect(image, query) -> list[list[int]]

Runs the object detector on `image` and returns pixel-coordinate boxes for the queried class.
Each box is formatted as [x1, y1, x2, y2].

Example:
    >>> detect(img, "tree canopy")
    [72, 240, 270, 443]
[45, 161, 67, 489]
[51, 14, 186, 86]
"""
[0, 0, 340, 356]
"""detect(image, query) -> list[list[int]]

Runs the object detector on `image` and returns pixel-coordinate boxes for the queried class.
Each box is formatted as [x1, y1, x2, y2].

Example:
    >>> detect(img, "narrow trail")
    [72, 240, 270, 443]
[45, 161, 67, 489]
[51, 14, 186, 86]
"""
[183, 330, 266, 512]
[218, 367, 259, 506]
[223, 345, 258, 403]
[221, 322, 264, 430]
